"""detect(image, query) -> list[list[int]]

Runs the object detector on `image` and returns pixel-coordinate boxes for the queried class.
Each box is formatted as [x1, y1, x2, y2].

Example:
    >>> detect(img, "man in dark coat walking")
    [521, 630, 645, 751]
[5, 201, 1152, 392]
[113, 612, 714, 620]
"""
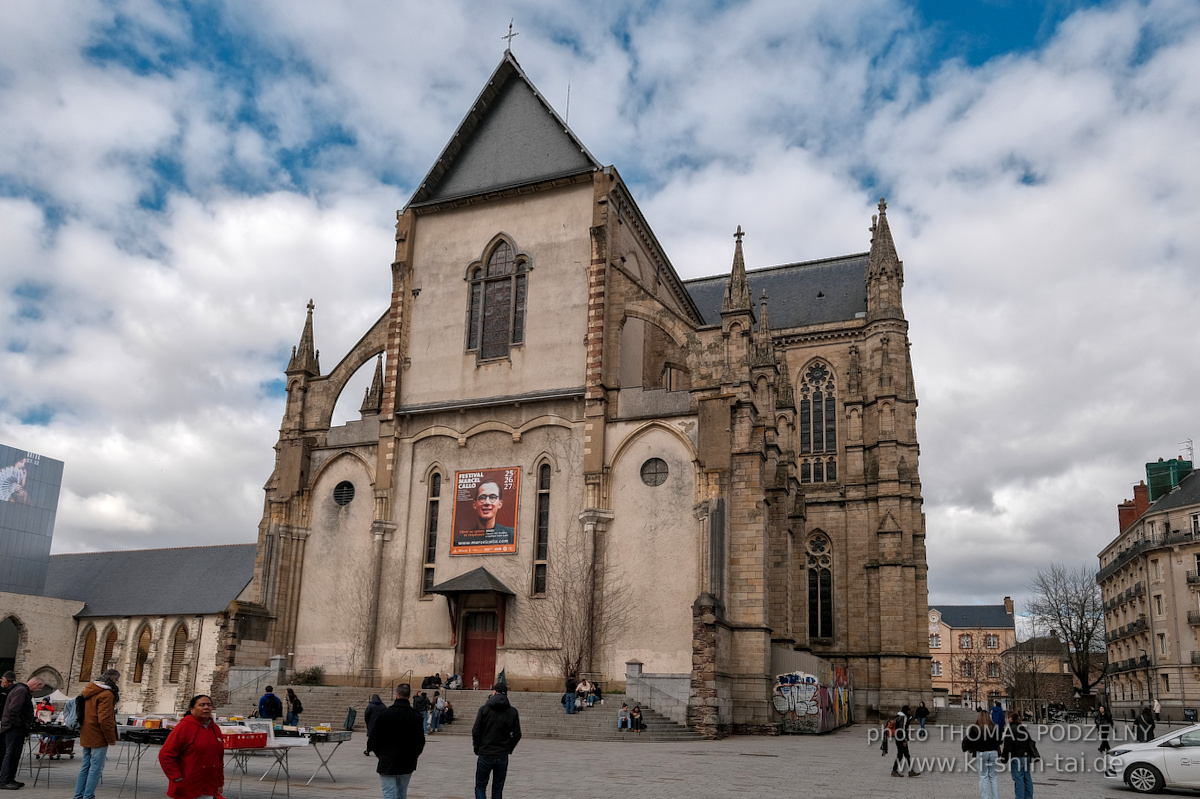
[472, 676, 521, 799]
[0, 673, 44, 790]
[366, 684, 425, 799]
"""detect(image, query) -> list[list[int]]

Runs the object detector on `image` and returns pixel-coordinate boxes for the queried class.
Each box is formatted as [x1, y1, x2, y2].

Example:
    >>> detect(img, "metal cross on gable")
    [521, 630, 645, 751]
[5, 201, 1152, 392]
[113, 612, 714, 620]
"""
[503, 21, 519, 50]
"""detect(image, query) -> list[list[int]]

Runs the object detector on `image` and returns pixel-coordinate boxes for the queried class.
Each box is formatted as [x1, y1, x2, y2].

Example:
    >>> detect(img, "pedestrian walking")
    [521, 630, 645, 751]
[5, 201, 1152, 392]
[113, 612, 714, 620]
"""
[1153, 697, 1161, 722]
[888, 706, 920, 777]
[1000, 711, 1037, 799]
[364, 693, 386, 756]
[412, 691, 430, 732]
[257, 685, 283, 721]
[914, 700, 930, 734]
[1137, 705, 1156, 742]
[158, 695, 225, 799]
[1096, 705, 1114, 753]
[0, 673, 44, 790]
[73, 669, 120, 799]
[564, 673, 577, 715]
[962, 709, 1002, 799]
[430, 691, 444, 733]
[285, 688, 303, 727]
[472, 677, 521, 799]
[366, 684, 425, 799]
[991, 701, 1007, 733]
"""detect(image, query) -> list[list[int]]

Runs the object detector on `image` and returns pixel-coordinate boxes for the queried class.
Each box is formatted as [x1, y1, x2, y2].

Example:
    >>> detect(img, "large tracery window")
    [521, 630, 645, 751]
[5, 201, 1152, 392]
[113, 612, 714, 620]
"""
[807, 534, 834, 640]
[466, 240, 528, 360]
[799, 362, 838, 483]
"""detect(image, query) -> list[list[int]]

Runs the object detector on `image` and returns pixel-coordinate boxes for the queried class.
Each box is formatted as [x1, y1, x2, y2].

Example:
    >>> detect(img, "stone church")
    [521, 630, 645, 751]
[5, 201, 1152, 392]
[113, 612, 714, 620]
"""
[241, 51, 931, 733]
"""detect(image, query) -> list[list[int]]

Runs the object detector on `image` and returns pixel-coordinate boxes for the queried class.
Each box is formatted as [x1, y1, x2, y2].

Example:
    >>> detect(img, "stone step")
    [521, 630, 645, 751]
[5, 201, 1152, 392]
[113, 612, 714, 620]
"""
[217, 687, 702, 742]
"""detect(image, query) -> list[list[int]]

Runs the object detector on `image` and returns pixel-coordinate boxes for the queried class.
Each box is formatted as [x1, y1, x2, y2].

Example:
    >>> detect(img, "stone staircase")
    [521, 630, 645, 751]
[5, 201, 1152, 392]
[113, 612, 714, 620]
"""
[217, 687, 703, 742]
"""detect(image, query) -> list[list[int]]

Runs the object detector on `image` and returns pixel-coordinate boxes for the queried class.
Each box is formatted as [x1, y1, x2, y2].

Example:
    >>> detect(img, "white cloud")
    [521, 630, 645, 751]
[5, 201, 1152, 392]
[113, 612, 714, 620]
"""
[0, 0, 1197, 615]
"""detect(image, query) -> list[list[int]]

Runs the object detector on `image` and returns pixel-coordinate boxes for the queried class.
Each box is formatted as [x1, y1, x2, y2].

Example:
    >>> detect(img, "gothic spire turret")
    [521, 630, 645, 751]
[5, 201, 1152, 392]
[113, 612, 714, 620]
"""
[754, 290, 776, 366]
[866, 199, 905, 322]
[360, 353, 384, 415]
[286, 299, 321, 376]
[722, 225, 752, 313]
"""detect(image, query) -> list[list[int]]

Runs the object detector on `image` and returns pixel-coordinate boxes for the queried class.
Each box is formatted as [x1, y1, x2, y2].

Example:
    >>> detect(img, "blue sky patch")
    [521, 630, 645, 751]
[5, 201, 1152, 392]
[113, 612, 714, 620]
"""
[913, 0, 1102, 67]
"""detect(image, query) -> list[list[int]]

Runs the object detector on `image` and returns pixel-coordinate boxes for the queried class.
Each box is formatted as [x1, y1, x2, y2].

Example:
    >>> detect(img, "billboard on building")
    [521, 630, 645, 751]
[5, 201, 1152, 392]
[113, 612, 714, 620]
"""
[451, 467, 520, 555]
[0, 444, 64, 594]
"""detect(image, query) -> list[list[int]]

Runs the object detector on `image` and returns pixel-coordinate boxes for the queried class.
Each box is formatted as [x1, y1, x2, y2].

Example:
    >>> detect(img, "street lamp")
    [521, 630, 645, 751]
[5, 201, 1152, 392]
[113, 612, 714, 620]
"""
[1139, 647, 1153, 705]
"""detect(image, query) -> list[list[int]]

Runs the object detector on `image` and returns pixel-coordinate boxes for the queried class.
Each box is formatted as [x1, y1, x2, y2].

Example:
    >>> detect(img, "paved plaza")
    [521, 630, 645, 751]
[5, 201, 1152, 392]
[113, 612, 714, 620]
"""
[19, 721, 1176, 799]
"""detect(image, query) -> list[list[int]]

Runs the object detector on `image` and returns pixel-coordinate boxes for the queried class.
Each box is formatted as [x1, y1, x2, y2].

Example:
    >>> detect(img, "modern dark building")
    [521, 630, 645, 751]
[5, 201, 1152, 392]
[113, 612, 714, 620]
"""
[0, 443, 64, 595]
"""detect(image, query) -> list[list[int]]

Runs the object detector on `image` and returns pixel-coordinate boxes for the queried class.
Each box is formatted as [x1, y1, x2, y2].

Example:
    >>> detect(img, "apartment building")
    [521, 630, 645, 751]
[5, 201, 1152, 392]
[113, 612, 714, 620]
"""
[1098, 460, 1200, 720]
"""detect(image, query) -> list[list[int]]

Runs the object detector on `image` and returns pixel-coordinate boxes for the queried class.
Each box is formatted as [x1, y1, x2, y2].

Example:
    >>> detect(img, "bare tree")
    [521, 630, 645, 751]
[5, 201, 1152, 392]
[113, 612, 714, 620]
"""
[1026, 563, 1106, 695]
[516, 526, 636, 680]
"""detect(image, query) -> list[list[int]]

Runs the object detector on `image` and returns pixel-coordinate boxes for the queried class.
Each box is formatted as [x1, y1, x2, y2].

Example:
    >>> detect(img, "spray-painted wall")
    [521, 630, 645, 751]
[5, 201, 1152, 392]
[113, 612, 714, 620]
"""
[772, 661, 854, 734]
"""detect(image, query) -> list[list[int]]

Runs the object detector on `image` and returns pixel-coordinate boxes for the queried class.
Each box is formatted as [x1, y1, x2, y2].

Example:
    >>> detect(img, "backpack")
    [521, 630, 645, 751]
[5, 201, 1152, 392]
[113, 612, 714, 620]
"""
[62, 694, 86, 731]
[266, 695, 283, 718]
[292, 698, 303, 714]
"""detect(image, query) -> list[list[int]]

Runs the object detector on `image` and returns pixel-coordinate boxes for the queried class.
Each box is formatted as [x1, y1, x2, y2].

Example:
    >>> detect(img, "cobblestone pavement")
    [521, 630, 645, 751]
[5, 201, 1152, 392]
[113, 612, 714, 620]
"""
[26, 721, 1180, 798]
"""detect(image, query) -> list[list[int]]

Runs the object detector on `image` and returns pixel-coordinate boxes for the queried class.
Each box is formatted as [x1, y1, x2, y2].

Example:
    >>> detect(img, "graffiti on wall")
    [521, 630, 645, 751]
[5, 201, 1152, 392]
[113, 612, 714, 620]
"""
[772, 662, 853, 734]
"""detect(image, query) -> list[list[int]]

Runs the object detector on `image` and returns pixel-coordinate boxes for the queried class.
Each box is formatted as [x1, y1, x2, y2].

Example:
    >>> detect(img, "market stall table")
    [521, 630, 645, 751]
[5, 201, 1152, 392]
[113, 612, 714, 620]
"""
[225, 739, 308, 799]
[27, 723, 79, 787]
[116, 726, 170, 799]
[303, 730, 352, 785]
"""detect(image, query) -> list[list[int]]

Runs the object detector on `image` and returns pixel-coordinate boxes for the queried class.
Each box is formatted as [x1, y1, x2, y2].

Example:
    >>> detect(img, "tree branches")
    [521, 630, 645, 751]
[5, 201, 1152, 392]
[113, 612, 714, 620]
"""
[1026, 563, 1106, 694]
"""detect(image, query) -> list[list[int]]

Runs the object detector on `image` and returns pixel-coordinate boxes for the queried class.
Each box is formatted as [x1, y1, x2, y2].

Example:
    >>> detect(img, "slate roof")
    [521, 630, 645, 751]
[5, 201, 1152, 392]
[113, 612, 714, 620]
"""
[930, 604, 1015, 630]
[428, 567, 515, 596]
[684, 254, 868, 329]
[1007, 635, 1068, 655]
[409, 52, 600, 207]
[43, 544, 255, 617]
[1146, 468, 1200, 514]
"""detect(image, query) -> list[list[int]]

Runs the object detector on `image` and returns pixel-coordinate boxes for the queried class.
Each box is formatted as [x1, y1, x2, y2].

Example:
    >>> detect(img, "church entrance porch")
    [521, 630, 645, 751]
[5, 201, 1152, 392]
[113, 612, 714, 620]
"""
[427, 566, 515, 690]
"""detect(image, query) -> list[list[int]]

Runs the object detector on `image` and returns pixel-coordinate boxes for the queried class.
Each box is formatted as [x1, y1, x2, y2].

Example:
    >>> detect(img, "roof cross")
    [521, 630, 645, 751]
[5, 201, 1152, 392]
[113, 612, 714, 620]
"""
[503, 20, 519, 51]
[734, 225, 745, 243]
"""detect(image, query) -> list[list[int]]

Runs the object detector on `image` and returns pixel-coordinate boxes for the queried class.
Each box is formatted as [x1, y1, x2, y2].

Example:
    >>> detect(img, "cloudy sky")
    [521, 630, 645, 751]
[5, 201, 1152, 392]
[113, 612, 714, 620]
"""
[2, 0, 1197, 609]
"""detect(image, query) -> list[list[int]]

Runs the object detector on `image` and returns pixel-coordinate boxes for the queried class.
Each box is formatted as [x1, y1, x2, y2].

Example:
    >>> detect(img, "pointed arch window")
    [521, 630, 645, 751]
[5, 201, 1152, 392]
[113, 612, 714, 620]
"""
[133, 626, 152, 683]
[466, 240, 529, 360]
[423, 472, 441, 595]
[169, 624, 188, 683]
[100, 628, 118, 672]
[799, 362, 838, 483]
[807, 534, 834, 640]
[533, 463, 551, 595]
[79, 627, 96, 682]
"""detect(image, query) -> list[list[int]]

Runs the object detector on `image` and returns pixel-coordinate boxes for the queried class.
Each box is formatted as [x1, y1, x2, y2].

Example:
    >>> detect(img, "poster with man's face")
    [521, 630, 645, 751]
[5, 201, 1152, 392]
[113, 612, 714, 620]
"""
[451, 467, 520, 555]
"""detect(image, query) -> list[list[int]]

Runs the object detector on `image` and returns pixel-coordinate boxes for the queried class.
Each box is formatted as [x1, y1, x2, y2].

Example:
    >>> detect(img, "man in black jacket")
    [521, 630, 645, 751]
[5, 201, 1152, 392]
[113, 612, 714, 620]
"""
[471, 681, 521, 799]
[366, 684, 425, 799]
[0, 673, 43, 790]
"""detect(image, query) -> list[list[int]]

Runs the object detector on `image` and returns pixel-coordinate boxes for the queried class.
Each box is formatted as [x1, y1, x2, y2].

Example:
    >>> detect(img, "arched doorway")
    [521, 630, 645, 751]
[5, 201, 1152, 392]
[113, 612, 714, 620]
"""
[0, 617, 20, 675]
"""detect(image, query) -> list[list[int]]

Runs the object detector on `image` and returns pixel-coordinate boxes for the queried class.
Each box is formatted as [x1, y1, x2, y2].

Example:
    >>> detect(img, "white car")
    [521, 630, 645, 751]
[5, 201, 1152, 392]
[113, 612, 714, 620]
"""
[1106, 723, 1200, 793]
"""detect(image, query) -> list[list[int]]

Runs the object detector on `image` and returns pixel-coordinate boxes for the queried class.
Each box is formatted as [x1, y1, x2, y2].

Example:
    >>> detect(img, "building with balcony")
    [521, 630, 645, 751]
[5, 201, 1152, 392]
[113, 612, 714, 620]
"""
[1098, 460, 1200, 719]
[928, 599, 1017, 708]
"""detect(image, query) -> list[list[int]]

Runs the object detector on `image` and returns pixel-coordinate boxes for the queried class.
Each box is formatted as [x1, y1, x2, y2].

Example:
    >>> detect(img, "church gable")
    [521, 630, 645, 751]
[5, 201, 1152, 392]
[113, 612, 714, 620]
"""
[409, 53, 600, 206]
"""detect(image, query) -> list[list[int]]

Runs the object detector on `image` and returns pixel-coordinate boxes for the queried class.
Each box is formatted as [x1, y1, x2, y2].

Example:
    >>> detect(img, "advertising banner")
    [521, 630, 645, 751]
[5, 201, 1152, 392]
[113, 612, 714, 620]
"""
[0, 444, 65, 594]
[451, 467, 520, 555]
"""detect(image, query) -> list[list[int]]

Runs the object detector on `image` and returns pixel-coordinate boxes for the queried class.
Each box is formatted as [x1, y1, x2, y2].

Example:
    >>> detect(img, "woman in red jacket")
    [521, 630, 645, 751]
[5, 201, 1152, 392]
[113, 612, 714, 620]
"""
[158, 695, 225, 799]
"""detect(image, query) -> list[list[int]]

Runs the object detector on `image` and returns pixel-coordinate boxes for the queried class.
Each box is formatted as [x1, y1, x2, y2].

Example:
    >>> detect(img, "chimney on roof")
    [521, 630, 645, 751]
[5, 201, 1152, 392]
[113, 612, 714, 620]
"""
[1004, 596, 1014, 615]
[1117, 481, 1151, 532]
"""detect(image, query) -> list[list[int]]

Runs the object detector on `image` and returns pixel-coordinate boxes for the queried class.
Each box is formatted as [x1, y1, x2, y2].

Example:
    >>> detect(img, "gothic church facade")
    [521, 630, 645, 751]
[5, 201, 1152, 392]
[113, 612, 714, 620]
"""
[243, 52, 930, 733]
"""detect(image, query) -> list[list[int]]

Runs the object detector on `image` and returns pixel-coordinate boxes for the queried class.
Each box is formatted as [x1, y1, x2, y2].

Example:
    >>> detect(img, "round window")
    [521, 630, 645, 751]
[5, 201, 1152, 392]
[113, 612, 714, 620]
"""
[333, 481, 355, 506]
[640, 458, 668, 487]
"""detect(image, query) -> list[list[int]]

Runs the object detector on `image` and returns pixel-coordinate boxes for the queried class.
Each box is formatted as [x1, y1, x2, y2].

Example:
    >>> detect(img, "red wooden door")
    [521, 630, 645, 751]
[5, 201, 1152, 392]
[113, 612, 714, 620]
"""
[462, 612, 498, 689]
